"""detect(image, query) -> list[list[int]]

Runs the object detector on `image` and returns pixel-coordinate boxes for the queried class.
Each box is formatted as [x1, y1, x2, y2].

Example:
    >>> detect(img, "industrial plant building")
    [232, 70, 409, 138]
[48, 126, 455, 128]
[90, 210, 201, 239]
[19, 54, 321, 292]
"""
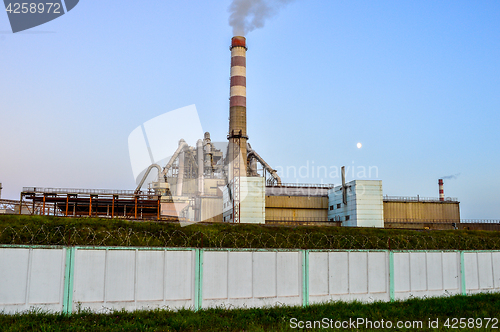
[14, 36, 464, 230]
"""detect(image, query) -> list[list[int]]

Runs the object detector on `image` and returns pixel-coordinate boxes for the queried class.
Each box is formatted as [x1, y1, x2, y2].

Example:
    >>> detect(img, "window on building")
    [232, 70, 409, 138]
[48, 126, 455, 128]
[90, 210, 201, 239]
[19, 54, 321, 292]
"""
[330, 205, 334, 210]
[337, 203, 341, 209]
[345, 215, 350, 221]
[330, 218, 333, 222]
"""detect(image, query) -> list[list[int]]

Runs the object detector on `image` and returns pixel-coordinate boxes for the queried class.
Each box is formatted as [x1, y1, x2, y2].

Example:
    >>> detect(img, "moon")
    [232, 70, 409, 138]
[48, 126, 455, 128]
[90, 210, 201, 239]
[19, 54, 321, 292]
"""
[357, 142, 362, 149]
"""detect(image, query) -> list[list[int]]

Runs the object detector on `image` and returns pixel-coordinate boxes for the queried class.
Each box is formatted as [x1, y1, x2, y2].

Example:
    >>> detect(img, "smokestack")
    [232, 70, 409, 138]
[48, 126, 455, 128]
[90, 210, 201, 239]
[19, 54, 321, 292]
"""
[228, 36, 248, 179]
[438, 179, 444, 201]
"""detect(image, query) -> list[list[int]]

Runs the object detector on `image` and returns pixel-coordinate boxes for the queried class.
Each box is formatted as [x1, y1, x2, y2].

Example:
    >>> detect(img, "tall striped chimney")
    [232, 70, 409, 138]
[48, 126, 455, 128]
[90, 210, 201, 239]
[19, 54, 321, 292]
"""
[438, 179, 444, 201]
[228, 36, 248, 178]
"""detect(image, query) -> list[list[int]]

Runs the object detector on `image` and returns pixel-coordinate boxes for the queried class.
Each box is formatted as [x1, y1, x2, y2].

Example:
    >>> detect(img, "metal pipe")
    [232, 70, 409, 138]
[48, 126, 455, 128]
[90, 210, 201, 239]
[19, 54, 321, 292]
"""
[246, 144, 281, 185]
[161, 139, 188, 178]
[439, 179, 444, 201]
[176, 149, 185, 196]
[157, 196, 160, 220]
[197, 139, 204, 195]
[134, 196, 138, 219]
[19, 192, 22, 215]
[341, 166, 347, 205]
[65, 194, 69, 216]
[204, 132, 213, 175]
[249, 156, 258, 176]
[187, 147, 197, 178]
[134, 163, 163, 194]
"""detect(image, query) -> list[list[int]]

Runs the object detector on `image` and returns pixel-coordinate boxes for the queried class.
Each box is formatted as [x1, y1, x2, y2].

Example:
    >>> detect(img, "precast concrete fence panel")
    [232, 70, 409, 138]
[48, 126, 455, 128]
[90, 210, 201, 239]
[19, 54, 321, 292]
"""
[1, 246, 499, 314]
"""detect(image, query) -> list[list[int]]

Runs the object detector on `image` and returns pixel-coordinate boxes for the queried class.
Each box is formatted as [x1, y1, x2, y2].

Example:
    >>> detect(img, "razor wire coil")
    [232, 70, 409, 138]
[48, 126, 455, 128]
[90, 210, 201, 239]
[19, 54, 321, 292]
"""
[1, 224, 500, 250]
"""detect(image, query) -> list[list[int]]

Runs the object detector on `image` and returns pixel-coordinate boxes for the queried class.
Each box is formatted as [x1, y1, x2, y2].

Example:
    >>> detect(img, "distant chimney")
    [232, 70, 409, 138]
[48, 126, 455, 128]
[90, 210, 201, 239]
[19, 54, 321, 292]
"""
[438, 179, 444, 201]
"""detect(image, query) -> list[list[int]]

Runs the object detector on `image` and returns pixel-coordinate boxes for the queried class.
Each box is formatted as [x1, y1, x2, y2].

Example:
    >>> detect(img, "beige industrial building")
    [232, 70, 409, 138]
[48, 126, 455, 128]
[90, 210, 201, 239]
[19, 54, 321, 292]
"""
[384, 198, 460, 221]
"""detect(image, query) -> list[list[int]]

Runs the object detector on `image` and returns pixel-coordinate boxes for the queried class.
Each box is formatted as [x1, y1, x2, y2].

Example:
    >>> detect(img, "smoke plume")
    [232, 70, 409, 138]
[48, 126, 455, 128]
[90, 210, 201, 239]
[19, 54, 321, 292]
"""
[441, 173, 461, 180]
[228, 0, 295, 36]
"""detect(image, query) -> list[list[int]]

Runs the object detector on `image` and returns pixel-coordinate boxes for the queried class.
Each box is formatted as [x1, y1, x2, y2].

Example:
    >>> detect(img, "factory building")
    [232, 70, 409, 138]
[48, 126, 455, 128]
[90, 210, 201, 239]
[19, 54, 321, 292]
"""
[382, 179, 460, 228]
[18, 37, 462, 229]
[328, 180, 384, 228]
[223, 177, 265, 224]
[264, 185, 331, 224]
[384, 198, 460, 222]
[151, 36, 301, 225]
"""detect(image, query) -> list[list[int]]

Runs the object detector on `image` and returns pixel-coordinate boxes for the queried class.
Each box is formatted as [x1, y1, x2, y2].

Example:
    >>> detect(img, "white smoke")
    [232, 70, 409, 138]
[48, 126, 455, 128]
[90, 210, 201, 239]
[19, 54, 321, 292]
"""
[228, 0, 295, 36]
[441, 173, 461, 180]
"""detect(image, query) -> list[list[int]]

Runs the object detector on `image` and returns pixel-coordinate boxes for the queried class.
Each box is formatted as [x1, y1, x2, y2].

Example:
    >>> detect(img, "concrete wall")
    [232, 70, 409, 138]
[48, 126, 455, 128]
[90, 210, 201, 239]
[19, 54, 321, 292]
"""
[1, 246, 499, 314]
[0, 247, 67, 313]
[72, 248, 196, 312]
[309, 251, 389, 303]
[310, 251, 464, 302]
[202, 250, 303, 308]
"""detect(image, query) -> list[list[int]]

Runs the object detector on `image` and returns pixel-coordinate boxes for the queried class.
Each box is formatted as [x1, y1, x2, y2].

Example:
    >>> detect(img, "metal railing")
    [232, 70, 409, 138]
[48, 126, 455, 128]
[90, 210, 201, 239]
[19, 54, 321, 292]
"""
[385, 218, 500, 224]
[384, 195, 459, 203]
[266, 183, 335, 189]
[460, 219, 500, 224]
[0, 199, 19, 212]
[385, 218, 459, 224]
[22, 187, 140, 195]
[0, 199, 20, 205]
[266, 217, 334, 223]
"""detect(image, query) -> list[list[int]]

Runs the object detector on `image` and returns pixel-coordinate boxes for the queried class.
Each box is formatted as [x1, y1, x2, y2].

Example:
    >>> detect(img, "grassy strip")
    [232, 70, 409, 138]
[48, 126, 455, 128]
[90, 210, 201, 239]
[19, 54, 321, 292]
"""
[1, 293, 500, 331]
[1, 214, 500, 250]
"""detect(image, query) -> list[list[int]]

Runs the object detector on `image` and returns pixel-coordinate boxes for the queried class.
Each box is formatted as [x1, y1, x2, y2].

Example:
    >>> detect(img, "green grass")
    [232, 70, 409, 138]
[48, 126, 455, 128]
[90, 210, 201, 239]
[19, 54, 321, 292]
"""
[1, 214, 500, 250]
[1, 293, 500, 331]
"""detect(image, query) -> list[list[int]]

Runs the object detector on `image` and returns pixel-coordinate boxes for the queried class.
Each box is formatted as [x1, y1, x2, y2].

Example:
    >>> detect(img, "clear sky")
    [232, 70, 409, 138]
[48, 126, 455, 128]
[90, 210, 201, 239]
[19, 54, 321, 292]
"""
[1, 1, 499, 219]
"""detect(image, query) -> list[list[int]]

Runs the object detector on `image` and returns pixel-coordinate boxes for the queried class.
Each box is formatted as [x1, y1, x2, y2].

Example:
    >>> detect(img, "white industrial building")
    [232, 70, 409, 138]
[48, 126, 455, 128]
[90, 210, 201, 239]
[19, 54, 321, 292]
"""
[328, 180, 384, 228]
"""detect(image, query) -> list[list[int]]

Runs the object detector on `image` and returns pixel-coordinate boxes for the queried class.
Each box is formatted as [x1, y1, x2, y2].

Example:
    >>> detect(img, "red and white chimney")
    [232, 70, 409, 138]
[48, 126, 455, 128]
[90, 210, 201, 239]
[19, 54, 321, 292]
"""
[228, 36, 248, 179]
[438, 179, 444, 201]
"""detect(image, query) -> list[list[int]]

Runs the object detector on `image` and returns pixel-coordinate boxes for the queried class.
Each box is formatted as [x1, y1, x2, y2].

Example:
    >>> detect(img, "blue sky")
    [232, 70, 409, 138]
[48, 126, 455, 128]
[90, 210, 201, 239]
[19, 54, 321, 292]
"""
[1, 1, 499, 218]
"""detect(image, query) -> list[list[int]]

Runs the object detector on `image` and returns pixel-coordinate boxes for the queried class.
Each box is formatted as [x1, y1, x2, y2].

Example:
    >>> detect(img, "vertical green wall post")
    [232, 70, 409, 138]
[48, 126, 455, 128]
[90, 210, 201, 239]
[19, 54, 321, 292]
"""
[63, 247, 75, 314]
[460, 251, 466, 295]
[389, 251, 395, 302]
[194, 249, 203, 311]
[302, 250, 309, 307]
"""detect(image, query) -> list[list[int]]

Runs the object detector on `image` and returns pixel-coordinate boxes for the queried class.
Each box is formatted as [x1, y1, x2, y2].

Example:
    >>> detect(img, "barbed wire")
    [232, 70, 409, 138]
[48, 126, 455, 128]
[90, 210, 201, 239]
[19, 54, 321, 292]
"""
[1, 224, 500, 250]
